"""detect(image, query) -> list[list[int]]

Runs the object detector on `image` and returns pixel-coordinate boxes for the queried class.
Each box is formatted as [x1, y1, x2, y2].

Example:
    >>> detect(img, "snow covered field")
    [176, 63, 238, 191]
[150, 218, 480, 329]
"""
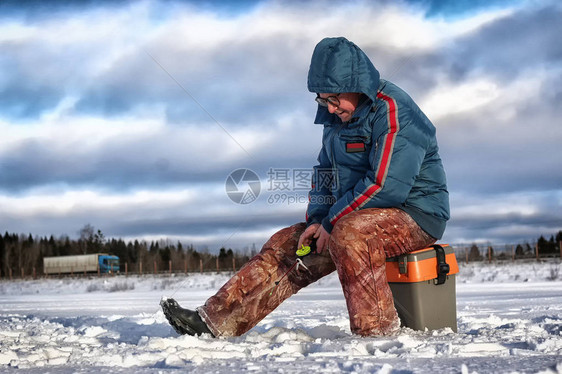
[1, 260, 561, 373]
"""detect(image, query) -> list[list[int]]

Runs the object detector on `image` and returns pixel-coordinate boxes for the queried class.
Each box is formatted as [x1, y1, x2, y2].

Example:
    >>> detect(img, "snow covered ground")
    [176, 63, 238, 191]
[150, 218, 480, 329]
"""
[1, 259, 561, 373]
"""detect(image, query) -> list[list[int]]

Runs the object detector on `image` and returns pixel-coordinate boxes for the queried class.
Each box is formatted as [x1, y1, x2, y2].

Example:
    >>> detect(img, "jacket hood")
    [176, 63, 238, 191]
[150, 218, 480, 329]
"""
[307, 37, 380, 103]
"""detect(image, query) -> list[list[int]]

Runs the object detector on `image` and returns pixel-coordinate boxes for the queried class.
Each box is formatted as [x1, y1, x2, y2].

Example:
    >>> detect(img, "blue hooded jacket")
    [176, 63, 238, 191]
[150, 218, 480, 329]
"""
[306, 37, 449, 239]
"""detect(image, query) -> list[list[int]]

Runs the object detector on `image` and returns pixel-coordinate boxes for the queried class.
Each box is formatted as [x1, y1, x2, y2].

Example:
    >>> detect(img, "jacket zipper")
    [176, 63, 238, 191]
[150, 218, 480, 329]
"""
[329, 122, 346, 196]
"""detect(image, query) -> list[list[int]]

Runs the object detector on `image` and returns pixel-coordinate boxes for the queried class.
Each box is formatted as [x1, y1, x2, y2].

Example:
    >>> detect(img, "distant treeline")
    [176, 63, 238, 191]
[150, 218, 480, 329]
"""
[462, 231, 562, 261]
[1, 225, 560, 278]
[0, 224, 254, 277]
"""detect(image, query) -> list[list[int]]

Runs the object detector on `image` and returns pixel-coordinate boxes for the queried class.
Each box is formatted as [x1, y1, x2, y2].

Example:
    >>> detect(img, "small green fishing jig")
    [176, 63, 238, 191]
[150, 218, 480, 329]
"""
[296, 244, 312, 257]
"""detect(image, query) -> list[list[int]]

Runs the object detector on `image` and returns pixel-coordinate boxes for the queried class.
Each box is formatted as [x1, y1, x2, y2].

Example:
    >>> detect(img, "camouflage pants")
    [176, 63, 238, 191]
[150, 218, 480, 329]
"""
[198, 208, 435, 337]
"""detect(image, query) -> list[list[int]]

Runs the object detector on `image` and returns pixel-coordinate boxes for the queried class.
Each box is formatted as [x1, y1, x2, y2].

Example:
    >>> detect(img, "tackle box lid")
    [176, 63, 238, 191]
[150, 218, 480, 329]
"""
[386, 244, 459, 283]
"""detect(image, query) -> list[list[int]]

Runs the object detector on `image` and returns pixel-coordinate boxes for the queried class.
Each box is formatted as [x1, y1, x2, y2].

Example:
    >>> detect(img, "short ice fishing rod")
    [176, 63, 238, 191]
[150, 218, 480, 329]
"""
[269, 241, 317, 295]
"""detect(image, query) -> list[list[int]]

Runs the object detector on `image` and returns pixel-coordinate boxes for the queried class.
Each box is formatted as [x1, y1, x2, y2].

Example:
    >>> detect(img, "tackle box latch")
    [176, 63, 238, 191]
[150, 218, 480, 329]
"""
[398, 255, 408, 274]
[433, 244, 450, 285]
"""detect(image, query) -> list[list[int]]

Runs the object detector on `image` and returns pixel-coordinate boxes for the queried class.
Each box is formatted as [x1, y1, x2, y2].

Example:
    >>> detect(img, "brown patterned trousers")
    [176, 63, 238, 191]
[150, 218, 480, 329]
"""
[198, 208, 435, 337]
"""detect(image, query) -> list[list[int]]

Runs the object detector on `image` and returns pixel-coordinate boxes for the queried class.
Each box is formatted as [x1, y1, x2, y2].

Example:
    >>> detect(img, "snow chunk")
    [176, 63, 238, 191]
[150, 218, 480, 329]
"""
[0, 351, 18, 365]
[458, 342, 509, 356]
[82, 326, 106, 337]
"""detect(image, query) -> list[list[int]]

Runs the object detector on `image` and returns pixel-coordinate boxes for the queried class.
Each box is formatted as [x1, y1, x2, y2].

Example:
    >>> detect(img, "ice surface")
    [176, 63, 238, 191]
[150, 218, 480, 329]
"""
[0, 260, 560, 373]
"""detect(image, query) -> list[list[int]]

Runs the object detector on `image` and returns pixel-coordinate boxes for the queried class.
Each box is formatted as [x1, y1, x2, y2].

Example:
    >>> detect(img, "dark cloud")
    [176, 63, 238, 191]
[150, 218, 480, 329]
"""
[0, 83, 61, 120]
[447, 3, 562, 81]
[110, 209, 299, 238]
[0, 139, 227, 193]
[0, 47, 64, 120]
[0, 120, 322, 193]
[365, 48, 443, 102]
[0, 0, 127, 19]
[403, 0, 527, 18]
[445, 210, 561, 244]
[371, 3, 562, 98]
[437, 87, 562, 195]
[0, 0, 262, 21]
[73, 36, 314, 126]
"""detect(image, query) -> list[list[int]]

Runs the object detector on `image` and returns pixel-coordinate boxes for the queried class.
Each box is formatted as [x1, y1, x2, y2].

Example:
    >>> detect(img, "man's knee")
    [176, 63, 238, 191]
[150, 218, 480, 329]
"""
[329, 209, 393, 257]
[329, 212, 366, 257]
[261, 222, 306, 255]
[330, 210, 374, 241]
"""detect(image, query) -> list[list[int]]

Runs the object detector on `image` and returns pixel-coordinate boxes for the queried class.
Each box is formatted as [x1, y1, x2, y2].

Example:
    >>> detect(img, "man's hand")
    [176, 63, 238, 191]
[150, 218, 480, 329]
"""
[297, 224, 319, 251]
[298, 223, 331, 254]
[313, 225, 330, 253]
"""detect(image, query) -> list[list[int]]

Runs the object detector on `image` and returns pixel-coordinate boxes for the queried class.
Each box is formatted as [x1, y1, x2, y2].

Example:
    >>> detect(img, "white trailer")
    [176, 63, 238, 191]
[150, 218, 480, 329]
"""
[43, 254, 119, 275]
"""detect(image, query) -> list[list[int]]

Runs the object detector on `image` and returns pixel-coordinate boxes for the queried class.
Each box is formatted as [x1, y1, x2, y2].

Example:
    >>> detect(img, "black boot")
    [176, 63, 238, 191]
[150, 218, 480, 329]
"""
[160, 298, 214, 337]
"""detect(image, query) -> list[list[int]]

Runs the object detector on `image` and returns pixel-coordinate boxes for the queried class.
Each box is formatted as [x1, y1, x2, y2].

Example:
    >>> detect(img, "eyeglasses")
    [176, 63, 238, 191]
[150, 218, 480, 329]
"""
[315, 94, 340, 108]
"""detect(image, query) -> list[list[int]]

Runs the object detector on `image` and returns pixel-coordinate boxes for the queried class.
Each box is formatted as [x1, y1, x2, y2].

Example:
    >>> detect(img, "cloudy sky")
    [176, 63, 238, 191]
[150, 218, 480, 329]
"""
[1, 0, 561, 252]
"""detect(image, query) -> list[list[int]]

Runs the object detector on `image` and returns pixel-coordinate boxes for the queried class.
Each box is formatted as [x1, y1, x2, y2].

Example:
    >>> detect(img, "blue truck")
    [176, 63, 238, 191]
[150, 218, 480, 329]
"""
[43, 253, 120, 274]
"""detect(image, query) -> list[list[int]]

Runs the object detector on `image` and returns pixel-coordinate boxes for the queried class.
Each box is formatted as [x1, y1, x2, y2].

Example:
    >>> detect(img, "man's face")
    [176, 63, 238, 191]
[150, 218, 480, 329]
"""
[317, 92, 361, 123]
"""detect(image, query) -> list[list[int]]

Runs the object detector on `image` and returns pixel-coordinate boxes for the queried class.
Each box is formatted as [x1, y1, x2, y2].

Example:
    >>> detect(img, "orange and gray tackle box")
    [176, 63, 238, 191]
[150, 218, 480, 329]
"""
[385, 244, 459, 332]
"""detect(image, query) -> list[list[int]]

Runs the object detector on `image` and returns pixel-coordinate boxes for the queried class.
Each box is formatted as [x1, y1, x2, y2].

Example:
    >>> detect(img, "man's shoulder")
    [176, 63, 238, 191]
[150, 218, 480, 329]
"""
[371, 80, 435, 134]
[375, 79, 415, 105]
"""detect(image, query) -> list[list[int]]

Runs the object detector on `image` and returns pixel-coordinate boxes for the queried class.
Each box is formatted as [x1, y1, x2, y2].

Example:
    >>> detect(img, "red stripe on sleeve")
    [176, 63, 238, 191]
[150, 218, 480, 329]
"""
[330, 92, 399, 225]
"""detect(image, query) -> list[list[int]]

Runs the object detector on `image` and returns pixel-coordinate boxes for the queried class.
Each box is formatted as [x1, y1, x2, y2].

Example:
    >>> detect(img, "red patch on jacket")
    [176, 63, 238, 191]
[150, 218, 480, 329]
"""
[346, 142, 366, 153]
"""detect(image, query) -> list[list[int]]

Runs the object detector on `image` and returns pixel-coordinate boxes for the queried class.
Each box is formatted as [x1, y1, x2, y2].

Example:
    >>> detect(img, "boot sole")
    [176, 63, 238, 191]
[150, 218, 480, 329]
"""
[160, 298, 198, 336]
